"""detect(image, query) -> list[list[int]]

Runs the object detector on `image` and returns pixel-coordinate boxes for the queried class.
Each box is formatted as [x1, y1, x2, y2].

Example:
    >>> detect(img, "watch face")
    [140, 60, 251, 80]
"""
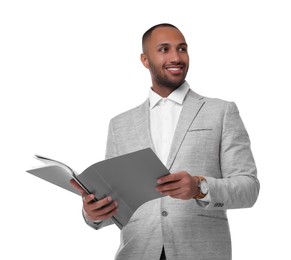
[200, 180, 209, 194]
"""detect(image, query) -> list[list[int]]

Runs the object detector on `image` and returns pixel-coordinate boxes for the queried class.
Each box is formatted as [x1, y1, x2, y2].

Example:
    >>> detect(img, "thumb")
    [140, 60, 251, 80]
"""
[70, 178, 87, 197]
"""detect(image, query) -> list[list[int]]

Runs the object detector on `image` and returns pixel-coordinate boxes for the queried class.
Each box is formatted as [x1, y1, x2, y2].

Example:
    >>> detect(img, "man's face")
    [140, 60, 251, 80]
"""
[141, 27, 189, 90]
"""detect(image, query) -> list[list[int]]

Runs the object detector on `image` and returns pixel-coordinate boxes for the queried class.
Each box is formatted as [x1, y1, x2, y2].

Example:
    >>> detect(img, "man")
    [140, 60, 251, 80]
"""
[71, 23, 260, 260]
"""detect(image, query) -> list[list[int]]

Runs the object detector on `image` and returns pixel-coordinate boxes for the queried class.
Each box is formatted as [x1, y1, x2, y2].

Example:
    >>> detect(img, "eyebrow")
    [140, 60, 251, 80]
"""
[156, 42, 188, 48]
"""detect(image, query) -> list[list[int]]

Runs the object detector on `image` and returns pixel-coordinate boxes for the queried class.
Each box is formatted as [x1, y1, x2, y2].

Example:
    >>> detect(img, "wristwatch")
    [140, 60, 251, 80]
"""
[193, 176, 209, 199]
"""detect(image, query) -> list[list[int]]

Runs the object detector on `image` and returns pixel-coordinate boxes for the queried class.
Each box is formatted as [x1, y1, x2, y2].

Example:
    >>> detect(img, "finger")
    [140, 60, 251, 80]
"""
[87, 201, 118, 221]
[93, 201, 118, 218]
[86, 196, 113, 209]
[156, 180, 182, 192]
[83, 194, 97, 204]
[70, 179, 87, 196]
[94, 207, 118, 221]
[160, 187, 182, 196]
[157, 172, 184, 184]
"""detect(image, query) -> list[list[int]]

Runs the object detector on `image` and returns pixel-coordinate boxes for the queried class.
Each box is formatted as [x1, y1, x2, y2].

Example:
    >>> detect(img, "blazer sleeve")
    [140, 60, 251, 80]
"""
[105, 119, 119, 160]
[201, 102, 260, 210]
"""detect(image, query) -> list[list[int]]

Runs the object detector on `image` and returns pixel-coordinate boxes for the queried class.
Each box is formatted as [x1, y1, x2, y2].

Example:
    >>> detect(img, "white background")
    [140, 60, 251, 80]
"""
[1, 1, 290, 259]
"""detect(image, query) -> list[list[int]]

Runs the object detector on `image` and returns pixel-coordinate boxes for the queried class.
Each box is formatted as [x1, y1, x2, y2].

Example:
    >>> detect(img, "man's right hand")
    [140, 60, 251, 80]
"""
[70, 179, 118, 222]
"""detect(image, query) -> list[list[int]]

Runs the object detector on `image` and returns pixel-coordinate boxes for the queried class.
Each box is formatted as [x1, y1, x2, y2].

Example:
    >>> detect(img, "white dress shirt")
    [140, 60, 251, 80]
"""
[149, 81, 190, 165]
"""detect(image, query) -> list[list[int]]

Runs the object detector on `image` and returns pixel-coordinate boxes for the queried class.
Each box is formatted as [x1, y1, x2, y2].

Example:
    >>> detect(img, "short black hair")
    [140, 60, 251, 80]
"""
[142, 23, 178, 53]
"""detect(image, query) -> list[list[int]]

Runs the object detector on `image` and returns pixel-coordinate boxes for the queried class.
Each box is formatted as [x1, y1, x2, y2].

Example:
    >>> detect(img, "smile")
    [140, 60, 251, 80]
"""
[165, 66, 183, 74]
[167, 68, 181, 71]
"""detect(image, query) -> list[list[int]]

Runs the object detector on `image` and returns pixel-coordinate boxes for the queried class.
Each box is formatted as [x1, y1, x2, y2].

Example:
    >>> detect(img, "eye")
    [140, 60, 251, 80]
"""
[159, 47, 168, 52]
[178, 46, 187, 52]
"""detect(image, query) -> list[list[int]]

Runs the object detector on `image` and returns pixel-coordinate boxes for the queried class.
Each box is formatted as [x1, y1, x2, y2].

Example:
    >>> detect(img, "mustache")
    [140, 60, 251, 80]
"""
[163, 62, 186, 70]
[164, 61, 185, 66]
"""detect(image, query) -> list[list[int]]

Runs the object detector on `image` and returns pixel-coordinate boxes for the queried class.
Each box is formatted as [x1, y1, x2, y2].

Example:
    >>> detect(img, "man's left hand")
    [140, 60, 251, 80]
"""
[156, 171, 199, 200]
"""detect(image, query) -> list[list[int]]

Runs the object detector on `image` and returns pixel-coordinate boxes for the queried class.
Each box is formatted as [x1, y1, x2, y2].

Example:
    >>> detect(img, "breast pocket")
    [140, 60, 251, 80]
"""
[187, 127, 213, 132]
[185, 127, 214, 146]
[178, 127, 216, 163]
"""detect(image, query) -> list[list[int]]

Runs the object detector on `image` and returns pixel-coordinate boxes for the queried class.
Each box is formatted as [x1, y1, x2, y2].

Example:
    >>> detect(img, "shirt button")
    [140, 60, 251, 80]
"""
[162, 211, 168, 217]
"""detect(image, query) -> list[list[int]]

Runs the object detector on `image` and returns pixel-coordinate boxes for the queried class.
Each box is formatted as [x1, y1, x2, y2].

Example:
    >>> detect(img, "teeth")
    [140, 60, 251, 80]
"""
[167, 68, 180, 71]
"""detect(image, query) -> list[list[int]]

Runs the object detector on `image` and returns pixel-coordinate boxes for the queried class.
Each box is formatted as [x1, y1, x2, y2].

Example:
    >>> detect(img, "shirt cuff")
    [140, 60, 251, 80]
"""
[197, 192, 211, 202]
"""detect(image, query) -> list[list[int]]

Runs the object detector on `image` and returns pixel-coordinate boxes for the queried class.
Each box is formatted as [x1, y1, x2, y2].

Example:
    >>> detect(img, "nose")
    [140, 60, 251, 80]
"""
[169, 50, 181, 63]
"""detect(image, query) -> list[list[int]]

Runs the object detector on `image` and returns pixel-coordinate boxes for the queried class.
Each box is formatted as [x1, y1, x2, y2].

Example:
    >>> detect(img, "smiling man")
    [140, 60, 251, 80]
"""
[71, 23, 260, 260]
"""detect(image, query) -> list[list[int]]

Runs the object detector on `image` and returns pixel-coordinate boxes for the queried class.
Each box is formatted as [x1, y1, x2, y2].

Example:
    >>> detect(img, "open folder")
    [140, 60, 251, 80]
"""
[27, 148, 169, 229]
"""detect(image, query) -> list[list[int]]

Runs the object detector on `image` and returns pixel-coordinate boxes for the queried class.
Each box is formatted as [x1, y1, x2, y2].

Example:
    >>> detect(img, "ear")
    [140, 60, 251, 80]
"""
[140, 53, 149, 69]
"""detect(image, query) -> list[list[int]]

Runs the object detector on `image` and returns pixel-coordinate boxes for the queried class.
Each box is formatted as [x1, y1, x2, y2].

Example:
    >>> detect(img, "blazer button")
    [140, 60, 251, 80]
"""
[162, 211, 168, 217]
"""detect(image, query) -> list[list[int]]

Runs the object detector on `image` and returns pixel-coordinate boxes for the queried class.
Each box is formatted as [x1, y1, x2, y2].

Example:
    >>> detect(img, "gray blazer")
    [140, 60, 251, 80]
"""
[85, 89, 260, 260]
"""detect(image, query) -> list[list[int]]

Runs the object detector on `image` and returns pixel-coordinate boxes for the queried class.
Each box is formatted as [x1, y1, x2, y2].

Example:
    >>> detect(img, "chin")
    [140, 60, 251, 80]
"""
[165, 79, 185, 89]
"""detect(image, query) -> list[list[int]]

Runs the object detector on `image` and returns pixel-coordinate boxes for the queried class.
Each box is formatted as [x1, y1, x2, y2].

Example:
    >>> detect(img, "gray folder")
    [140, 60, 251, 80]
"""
[27, 148, 169, 229]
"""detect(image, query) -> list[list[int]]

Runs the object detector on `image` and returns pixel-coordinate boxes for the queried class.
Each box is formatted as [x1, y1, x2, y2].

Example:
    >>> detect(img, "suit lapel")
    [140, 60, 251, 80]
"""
[166, 90, 205, 170]
[132, 91, 205, 170]
[133, 99, 156, 153]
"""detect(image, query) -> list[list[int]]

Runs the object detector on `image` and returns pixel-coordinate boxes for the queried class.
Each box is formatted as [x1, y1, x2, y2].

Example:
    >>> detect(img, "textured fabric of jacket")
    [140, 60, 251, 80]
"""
[85, 89, 260, 260]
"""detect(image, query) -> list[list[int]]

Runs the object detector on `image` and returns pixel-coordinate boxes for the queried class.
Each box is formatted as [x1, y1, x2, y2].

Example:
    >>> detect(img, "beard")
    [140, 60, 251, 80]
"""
[148, 60, 188, 90]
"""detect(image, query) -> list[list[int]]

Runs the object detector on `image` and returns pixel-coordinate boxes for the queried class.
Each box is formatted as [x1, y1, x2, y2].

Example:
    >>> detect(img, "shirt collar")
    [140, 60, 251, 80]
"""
[149, 81, 190, 109]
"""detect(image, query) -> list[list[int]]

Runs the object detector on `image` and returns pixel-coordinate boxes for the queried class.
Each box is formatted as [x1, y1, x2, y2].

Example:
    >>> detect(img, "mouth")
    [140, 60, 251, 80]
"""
[164, 65, 184, 75]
